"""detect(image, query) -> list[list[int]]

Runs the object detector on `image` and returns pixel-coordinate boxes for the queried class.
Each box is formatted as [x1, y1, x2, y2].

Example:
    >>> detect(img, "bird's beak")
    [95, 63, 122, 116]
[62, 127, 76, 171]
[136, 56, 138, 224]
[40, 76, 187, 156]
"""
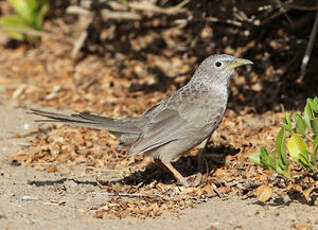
[226, 58, 253, 70]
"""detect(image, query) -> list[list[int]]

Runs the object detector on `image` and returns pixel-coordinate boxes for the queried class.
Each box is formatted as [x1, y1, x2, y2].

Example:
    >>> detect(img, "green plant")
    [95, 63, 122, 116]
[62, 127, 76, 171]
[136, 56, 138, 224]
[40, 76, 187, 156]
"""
[249, 97, 318, 178]
[0, 0, 49, 42]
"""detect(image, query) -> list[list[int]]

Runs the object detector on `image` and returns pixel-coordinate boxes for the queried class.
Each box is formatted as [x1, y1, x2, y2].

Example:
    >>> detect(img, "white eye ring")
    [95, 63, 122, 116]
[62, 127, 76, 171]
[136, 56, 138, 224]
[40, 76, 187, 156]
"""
[215, 61, 222, 68]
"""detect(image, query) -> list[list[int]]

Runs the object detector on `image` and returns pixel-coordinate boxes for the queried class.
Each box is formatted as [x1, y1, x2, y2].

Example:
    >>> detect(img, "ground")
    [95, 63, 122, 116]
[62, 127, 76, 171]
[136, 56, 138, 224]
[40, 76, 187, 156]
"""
[1, 1, 318, 229]
[1, 106, 318, 230]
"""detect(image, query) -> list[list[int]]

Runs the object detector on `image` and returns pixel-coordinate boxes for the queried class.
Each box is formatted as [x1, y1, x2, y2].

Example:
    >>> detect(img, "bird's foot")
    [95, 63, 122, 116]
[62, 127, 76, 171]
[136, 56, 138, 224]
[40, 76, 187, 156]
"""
[179, 173, 202, 187]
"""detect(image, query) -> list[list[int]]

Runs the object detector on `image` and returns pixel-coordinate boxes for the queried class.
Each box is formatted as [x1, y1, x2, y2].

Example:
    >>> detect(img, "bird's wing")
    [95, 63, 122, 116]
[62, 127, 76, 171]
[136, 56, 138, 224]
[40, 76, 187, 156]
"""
[128, 91, 215, 155]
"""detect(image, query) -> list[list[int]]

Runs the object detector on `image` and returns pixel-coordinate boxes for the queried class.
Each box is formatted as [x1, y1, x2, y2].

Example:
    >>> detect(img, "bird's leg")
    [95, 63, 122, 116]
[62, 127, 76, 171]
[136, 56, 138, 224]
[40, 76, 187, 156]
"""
[175, 137, 210, 186]
[160, 160, 201, 187]
[197, 137, 210, 173]
[153, 158, 170, 173]
[154, 137, 211, 187]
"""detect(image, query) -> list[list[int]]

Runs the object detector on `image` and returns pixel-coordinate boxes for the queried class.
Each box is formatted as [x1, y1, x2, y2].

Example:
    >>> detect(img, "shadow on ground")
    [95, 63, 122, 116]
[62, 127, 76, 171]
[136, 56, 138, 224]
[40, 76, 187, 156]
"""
[27, 143, 239, 187]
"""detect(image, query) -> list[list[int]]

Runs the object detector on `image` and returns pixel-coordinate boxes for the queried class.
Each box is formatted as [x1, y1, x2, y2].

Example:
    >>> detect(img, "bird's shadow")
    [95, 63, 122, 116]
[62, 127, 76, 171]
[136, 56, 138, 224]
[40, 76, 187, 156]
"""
[117, 143, 240, 186]
[27, 143, 239, 188]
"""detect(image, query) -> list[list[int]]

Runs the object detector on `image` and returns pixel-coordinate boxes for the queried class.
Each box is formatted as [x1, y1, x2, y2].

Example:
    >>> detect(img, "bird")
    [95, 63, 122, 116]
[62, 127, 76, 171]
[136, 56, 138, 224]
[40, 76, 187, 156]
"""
[30, 54, 253, 187]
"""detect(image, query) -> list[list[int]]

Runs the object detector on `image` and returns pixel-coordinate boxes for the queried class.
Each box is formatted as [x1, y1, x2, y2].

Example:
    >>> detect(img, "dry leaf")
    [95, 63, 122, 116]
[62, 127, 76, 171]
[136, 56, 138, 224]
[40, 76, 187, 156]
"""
[255, 184, 272, 203]
[46, 165, 58, 173]
[10, 153, 29, 160]
[291, 223, 312, 230]
[303, 187, 315, 202]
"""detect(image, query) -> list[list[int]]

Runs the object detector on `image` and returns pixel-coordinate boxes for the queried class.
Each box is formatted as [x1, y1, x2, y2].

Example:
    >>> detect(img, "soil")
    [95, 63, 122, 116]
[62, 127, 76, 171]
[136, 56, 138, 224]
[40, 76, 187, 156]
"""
[1, 1, 318, 229]
[1, 106, 318, 230]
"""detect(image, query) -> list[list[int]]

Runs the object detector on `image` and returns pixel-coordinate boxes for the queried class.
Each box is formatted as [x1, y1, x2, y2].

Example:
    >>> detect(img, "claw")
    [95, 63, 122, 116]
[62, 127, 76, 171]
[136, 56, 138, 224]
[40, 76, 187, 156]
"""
[179, 173, 202, 187]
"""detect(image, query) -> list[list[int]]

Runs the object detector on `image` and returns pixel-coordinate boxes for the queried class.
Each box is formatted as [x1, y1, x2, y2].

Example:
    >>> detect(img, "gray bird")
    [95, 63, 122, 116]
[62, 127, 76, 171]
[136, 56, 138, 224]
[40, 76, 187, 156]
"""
[31, 54, 253, 187]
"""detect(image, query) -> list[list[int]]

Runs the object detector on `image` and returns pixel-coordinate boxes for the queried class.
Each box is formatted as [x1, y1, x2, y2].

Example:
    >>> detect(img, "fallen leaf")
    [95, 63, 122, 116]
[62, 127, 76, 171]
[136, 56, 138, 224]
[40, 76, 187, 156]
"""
[255, 184, 272, 203]
[303, 187, 315, 202]
[10, 153, 29, 160]
[46, 165, 57, 173]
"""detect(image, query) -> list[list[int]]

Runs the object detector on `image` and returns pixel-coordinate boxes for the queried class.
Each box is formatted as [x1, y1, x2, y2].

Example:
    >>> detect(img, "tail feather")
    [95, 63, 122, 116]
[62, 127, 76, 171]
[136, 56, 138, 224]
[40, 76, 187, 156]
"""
[30, 108, 140, 134]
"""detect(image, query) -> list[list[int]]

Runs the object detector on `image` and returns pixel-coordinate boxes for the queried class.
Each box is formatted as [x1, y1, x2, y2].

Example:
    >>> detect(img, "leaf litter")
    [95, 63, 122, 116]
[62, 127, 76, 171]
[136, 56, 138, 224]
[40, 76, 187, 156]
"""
[1, 0, 318, 219]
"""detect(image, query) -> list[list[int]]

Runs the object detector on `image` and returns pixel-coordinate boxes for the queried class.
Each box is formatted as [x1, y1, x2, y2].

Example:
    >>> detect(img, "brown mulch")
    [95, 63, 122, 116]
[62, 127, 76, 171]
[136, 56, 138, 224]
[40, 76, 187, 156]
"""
[1, 0, 318, 219]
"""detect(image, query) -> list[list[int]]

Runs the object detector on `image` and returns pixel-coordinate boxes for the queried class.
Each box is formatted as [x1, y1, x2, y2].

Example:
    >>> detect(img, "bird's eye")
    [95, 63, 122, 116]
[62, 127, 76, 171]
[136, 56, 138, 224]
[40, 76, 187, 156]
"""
[215, 61, 222, 67]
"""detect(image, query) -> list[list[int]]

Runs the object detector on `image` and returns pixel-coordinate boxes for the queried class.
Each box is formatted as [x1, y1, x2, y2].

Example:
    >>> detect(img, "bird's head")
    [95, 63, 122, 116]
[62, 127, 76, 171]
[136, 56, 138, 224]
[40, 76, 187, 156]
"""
[192, 54, 253, 87]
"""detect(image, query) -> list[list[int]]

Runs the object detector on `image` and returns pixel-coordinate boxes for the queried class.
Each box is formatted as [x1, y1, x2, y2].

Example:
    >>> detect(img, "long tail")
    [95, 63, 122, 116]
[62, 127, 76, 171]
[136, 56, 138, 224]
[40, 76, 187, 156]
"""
[30, 108, 140, 134]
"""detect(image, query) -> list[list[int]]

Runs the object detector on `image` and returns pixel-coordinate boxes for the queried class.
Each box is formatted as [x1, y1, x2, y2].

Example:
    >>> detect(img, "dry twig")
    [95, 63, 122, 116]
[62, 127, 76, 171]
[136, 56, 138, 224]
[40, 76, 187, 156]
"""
[92, 191, 164, 198]
[0, 27, 74, 44]
[99, 9, 141, 20]
[71, 12, 96, 57]
[301, 8, 318, 77]
[128, 0, 190, 15]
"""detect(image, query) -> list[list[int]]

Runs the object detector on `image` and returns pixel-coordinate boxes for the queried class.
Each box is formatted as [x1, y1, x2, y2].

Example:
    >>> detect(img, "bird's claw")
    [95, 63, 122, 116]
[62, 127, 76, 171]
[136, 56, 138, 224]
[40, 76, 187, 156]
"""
[179, 173, 202, 187]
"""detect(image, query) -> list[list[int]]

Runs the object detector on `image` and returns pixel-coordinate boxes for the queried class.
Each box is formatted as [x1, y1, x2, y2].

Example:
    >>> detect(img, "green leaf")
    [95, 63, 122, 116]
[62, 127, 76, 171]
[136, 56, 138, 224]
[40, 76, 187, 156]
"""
[293, 113, 306, 135]
[307, 98, 314, 106]
[280, 124, 292, 133]
[250, 148, 291, 178]
[33, 0, 49, 29]
[0, 15, 29, 40]
[259, 147, 277, 171]
[276, 163, 291, 178]
[8, 0, 39, 23]
[287, 134, 308, 162]
[311, 118, 318, 136]
[0, 15, 29, 27]
[284, 112, 292, 128]
[268, 151, 277, 171]
[298, 150, 316, 171]
[283, 113, 293, 133]
[275, 128, 285, 156]
[304, 103, 314, 130]
[249, 152, 261, 165]
[311, 97, 318, 113]
[260, 147, 270, 166]
[275, 127, 287, 169]
[298, 152, 311, 168]
[281, 170, 292, 178]
[310, 151, 316, 170]
[303, 148, 309, 160]
[314, 136, 318, 154]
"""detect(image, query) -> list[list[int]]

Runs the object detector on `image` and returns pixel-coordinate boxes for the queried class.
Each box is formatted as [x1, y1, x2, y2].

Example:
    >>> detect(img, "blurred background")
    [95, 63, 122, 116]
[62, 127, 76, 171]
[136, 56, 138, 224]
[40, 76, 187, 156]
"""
[0, 0, 317, 115]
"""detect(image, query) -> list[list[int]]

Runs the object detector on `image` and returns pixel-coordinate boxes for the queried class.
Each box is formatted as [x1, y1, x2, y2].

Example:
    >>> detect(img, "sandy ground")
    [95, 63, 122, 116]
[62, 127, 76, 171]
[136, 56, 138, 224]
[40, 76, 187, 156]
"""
[1, 1, 318, 228]
[1, 105, 317, 230]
